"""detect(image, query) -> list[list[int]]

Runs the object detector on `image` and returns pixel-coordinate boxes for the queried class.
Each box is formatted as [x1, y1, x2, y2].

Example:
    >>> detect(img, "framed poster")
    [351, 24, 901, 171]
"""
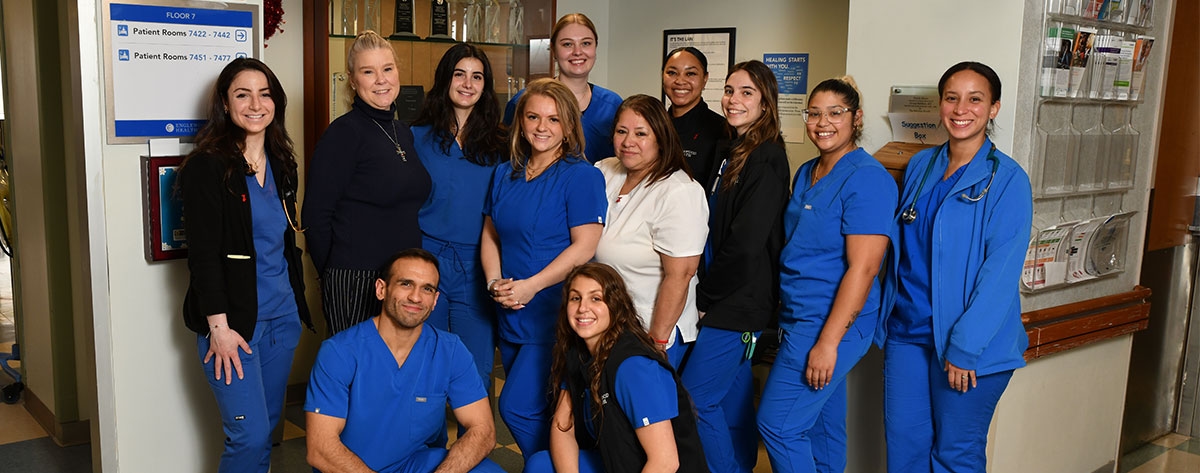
[103, 0, 261, 144]
[763, 53, 809, 143]
[141, 155, 187, 262]
[662, 28, 735, 110]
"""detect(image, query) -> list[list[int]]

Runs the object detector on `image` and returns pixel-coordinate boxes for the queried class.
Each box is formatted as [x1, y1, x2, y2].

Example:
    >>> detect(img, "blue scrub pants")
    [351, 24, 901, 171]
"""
[666, 327, 690, 370]
[424, 235, 497, 391]
[197, 315, 300, 473]
[521, 449, 605, 473]
[498, 339, 553, 458]
[757, 331, 871, 473]
[377, 447, 506, 473]
[883, 340, 1013, 473]
[680, 326, 759, 473]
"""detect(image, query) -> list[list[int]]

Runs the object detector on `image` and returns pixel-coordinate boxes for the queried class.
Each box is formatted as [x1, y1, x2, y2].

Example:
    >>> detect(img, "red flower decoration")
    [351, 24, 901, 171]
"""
[264, 0, 285, 44]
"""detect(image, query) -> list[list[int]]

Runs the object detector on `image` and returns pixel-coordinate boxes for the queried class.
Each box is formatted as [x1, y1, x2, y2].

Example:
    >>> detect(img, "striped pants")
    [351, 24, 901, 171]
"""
[320, 267, 381, 335]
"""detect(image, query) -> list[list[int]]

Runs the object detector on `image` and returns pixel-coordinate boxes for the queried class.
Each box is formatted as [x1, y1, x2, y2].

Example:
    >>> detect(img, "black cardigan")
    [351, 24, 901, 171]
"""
[179, 151, 313, 341]
[696, 139, 790, 332]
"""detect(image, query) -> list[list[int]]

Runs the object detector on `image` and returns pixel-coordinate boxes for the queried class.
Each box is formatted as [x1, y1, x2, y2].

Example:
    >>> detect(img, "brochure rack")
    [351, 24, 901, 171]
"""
[1024, 0, 1156, 292]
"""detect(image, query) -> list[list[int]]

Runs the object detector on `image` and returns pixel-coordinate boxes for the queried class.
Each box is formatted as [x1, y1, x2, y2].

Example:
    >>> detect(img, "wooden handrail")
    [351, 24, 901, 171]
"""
[1022, 286, 1152, 361]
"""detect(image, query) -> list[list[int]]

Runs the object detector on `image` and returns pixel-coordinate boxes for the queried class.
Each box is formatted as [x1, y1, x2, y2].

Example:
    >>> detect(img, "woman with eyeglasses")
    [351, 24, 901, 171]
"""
[879, 61, 1032, 473]
[755, 76, 896, 473]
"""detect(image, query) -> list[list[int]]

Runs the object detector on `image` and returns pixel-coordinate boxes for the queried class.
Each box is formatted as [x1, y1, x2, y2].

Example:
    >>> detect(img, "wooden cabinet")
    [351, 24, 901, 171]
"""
[302, 0, 555, 162]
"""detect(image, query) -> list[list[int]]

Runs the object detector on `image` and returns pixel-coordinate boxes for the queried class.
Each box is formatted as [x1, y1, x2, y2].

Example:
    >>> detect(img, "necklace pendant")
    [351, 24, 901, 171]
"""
[396, 145, 406, 161]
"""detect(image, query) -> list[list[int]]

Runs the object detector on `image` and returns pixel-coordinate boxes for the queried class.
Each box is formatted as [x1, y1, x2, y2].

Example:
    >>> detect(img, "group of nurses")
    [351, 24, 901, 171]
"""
[757, 76, 896, 473]
[480, 78, 607, 457]
[410, 42, 507, 391]
[504, 13, 621, 163]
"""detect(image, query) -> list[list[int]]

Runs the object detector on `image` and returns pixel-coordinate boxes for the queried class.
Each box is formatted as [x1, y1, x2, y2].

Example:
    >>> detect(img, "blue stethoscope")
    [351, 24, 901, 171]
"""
[900, 143, 999, 225]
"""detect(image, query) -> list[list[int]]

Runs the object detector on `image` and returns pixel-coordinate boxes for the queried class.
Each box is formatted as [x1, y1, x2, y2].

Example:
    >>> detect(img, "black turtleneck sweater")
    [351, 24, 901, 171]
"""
[303, 96, 431, 273]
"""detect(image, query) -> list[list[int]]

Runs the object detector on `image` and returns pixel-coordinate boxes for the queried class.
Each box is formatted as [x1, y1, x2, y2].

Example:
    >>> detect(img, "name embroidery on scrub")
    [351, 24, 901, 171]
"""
[600, 393, 609, 405]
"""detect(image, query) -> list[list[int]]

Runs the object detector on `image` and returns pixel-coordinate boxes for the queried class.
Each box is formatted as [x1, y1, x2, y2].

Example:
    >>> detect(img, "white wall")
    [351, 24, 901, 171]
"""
[79, 0, 311, 470]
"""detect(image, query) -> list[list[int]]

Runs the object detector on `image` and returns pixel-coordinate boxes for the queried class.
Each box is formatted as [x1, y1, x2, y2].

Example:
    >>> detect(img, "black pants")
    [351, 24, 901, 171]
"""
[320, 267, 381, 335]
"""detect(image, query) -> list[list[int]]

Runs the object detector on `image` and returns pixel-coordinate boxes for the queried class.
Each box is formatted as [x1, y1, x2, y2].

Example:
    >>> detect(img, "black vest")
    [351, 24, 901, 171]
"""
[564, 333, 709, 473]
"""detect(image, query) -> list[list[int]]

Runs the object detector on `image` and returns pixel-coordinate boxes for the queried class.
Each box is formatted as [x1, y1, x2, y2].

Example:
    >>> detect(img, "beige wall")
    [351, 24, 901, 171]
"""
[561, 0, 849, 172]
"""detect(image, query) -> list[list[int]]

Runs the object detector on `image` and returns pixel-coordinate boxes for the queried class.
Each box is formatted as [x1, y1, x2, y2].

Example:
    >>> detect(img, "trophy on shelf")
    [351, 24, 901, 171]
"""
[484, 0, 501, 43]
[464, 0, 483, 42]
[507, 0, 523, 44]
[364, 0, 381, 32]
[391, 0, 417, 38]
[430, 0, 452, 38]
[341, 0, 358, 36]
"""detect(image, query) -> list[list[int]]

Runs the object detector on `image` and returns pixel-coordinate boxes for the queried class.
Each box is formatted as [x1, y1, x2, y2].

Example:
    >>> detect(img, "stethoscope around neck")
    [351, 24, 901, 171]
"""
[900, 143, 999, 225]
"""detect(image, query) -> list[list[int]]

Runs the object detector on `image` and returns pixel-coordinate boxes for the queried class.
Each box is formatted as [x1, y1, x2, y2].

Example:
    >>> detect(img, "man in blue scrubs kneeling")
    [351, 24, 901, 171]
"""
[305, 249, 505, 473]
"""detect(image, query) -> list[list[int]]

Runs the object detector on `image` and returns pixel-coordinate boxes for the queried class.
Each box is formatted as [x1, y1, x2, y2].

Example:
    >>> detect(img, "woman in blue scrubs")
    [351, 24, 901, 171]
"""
[522, 263, 707, 473]
[179, 58, 312, 473]
[880, 62, 1032, 473]
[481, 78, 607, 459]
[411, 43, 506, 391]
[680, 60, 791, 473]
[504, 13, 621, 163]
[757, 76, 896, 473]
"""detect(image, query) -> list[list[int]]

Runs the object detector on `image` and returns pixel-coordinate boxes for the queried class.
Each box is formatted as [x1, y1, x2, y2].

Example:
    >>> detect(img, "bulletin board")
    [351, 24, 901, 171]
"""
[102, 0, 261, 144]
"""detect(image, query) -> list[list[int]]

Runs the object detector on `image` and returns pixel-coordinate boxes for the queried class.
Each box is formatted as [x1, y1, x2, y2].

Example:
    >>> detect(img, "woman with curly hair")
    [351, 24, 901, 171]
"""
[522, 263, 707, 473]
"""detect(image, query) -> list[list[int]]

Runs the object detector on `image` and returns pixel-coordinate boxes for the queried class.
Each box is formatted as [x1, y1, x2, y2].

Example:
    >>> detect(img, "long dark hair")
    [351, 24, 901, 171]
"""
[550, 263, 661, 430]
[723, 60, 782, 191]
[613, 95, 692, 183]
[182, 58, 295, 192]
[412, 43, 505, 165]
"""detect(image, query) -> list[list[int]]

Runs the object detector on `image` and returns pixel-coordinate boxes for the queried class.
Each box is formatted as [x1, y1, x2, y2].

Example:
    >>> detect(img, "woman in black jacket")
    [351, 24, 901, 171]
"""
[522, 263, 707, 473]
[178, 58, 312, 473]
[680, 60, 790, 473]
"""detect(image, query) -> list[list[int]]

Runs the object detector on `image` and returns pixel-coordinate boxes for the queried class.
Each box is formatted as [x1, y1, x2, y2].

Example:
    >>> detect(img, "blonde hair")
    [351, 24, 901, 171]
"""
[507, 78, 586, 176]
[344, 30, 397, 106]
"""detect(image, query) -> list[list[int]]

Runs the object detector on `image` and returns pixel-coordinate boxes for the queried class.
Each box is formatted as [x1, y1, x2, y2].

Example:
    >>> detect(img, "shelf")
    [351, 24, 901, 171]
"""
[1037, 97, 1145, 106]
[1047, 13, 1152, 34]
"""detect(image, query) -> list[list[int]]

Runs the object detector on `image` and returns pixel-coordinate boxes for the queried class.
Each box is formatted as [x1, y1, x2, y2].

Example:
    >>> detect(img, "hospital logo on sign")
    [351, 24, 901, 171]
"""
[165, 123, 175, 133]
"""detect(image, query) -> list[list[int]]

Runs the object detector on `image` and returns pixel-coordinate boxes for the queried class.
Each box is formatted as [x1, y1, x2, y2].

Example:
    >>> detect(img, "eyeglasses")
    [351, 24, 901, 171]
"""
[802, 107, 854, 124]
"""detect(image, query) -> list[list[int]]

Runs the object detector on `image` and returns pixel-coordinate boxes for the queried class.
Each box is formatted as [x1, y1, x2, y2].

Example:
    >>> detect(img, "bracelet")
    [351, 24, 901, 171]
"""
[486, 278, 500, 293]
[654, 338, 669, 345]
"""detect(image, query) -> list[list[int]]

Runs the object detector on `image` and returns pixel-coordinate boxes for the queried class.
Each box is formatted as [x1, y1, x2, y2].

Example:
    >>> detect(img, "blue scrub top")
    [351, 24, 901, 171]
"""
[504, 84, 622, 163]
[778, 148, 896, 339]
[890, 157, 967, 343]
[305, 322, 486, 471]
[246, 159, 297, 321]
[581, 355, 679, 437]
[484, 158, 607, 344]
[412, 125, 499, 245]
